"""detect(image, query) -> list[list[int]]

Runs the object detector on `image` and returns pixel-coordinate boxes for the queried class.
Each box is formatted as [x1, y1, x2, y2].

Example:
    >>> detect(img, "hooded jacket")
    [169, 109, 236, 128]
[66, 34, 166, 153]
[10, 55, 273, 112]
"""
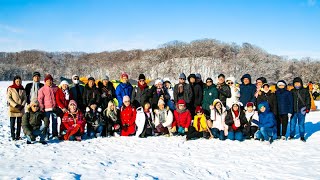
[172, 99, 192, 128]
[275, 80, 293, 115]
[291, 77, 311, 113]
[225, 102, 247, 132]
[239, 74, 256, 106]
[202, 84, 219, 113]
[116, 82, 133, 108]
[258, 101, 277, 129]
[22, 109, 49, 136]
[210, 99, 227, 131]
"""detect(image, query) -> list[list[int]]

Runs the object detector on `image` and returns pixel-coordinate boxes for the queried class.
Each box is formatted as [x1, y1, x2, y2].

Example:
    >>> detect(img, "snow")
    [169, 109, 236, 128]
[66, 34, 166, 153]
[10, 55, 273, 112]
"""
[0, 81, 320, 180]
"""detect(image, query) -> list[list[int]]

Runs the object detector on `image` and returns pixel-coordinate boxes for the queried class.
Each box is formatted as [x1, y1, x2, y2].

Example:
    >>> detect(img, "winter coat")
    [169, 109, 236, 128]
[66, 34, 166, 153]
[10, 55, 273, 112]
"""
[217, 82, 231, 107]
[82, 84, 101, 107]
[189, 82, 203, 108]
[7, 87, 27, 117]
[70, 84, 84, 110]
[85, 109, 105, 130]
[291, 78, 311, 113]
[25, 82, 44, 104]
[131, 85, 150, 108]
[202, 84, 219, 113]
[61, 111, 86, 140]
[56, 88, 73, 110]
[98, 81, 116, 109]
[225, 103, 247, 132]
[120, 105, 136, 136]
[116, 83, 133, 108]
[22, 110, 49, 136]
[226, 86, 240, 110]
[38, 85, 58, 112]
[193, 114, 207, 132]
[135, 107, 154, 137]
[173, 83, 193, 104]
[258, 101, 277, 130]
[257, 90, 277, 115]
[275, 82, 293, 115]
[154, 107, 173, 128]
[245, 111, 259, 127]
[172, 109, 192, 128]
[239, 74, 256, 106]
[149, 85, 170, 110]
[210, 101, 227, 131]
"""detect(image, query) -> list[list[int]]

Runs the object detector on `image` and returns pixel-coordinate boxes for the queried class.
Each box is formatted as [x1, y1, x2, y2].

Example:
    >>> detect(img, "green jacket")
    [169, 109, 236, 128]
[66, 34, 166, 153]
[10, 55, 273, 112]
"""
[22, 111, 49, 136]
[202, 84, 219, 112]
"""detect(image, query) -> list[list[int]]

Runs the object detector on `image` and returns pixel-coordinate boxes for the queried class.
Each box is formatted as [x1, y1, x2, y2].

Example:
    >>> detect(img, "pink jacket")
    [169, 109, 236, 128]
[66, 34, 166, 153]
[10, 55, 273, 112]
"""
[38, 84, 58, 112]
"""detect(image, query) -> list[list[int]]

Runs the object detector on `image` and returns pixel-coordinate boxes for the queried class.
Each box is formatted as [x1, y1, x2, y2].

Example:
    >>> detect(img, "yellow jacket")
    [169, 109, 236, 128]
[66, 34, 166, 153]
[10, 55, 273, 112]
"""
[193, 114, 207, 132]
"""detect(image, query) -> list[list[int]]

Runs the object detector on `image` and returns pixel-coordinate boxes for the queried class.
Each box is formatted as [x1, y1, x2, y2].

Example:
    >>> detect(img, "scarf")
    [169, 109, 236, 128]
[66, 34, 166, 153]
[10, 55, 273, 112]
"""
[9, 83, 24, 90]
[176, 107, 187, 114]
[138, 83, 147, 91]
[197, 117, 202, 131]
[233, 109, 240, 128]
[30, 82, 40, 102]
[158, 109, 166, 124]
[108, 110, 118, 122]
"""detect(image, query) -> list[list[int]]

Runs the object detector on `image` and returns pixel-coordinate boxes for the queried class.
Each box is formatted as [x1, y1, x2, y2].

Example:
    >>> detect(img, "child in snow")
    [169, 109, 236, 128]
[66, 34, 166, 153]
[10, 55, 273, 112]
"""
[154, 99, 174, 136]
[172, 99, 192, 135]
[103, 100, 121, 137]
[255, 101, 277, 144]
[225, 102, 247, 141]
[186, 106, 211, 140]
[208, 99, 228, 140]
[120, 96, 136, 136]
[136, 102, 155, 138]
[85, 99, 105, 138]
[243, 102, 259, 139]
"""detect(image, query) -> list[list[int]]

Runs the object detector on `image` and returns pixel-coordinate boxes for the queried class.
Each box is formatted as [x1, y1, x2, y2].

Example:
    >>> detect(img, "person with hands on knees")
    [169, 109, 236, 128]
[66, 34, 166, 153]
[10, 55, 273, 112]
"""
[120, 96, 136, 136]
[172, 99, 192, 136]
[289, 77, 311, 142]
[85, 99, 105, 138]
[22, 100, 49, 144]
[61, 100, 86, 141]
[255, 102, 277, 144]
[186, 106, 212, 140]
[154, 99, 173, 136]
[135, 102, 154, 138]
[225, 102, 247, 141]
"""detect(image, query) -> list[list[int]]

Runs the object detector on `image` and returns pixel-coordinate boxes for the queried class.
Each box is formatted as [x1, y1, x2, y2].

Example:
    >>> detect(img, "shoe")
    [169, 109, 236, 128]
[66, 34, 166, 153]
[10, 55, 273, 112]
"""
[281, 136, 286, 140]
[300, 137, 306, 142]
[26, 140, 32, 144]
[15, 137, 22, 140]
[40, 141, 47, 145]
[75, 136, 82, 141]
[288, 136, 294, 140]
[269, 137, 273, 144]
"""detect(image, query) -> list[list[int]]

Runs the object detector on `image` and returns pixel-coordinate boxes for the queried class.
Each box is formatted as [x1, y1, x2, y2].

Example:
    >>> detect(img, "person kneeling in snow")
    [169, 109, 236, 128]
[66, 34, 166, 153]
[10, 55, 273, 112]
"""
[61, 100, 86, 141]
[186, 106, 211, 140]
[154, 99, 173, 136]
[136, 102, 155, 138]
[22, 100, 49, 144]
[208, 99, 228, 140]
[171, 99, 192, 136]
[243, 102, 259, 139]
[120, 96, 136, 136]
[225, 102, 247, 141]
[85, 99, 105, 138]
[255, 101, 277, 144]
[103, 100, 121, 137]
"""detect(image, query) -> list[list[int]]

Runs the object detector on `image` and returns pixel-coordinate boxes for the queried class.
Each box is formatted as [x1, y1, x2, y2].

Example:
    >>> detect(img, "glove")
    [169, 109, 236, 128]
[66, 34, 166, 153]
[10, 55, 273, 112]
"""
[97, 107, 102, 113]
[29, 134, 36, 141]
[301, 107, 307, 115]
[86, 107, 90, 112]
[101, 93, 107, 98]
[171, 126, 176, 133]
[288, 113, 292, 119]
[113, 124, 120, 130]
[306, 109, 310, 114]
[15, 104, 23, 110]
[184, 128, 188, 133]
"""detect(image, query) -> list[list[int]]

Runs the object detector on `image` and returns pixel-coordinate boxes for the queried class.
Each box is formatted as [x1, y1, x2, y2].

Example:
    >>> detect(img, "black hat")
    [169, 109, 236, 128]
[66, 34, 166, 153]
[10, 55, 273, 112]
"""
[138, 74, 146, 80]
[218, 74, 225, 78]
[88, 99, 97, 106]
[33, 72, 41, 77]
[88, 77, 95, 81]
[206, 78, 213, 82]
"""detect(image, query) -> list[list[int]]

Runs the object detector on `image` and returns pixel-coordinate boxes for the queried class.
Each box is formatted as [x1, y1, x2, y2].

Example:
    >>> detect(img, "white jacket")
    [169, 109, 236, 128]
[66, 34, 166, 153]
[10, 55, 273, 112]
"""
[245, 111, 259, 127]
[210, 105, 227, 131]
[226, 86, 240, 110]
[154, 108, 173, 128]
[135, 107, 154, 137]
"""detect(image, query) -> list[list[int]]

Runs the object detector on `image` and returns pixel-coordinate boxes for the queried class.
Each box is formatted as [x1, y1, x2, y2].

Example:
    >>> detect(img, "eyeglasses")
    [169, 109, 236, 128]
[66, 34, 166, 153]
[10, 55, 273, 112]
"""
[32, 105, 39, 108]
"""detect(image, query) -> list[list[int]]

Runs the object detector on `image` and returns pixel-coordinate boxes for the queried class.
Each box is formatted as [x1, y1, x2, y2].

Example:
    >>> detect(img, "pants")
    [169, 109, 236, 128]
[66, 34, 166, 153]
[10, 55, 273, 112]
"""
[227, 131, 243, 141]
[45, 111, 58, 137]
[107, 122, 121, 136]
[10, 117, 22, 140]
[88, 125, 104, 138]
[211, 128, 226, 140]
[243, 126, 259, 139]
[277, 114, 289, 136]
[255, 127, 277, 141]
[290, 112, 306, 138]
[26, 129, 46, 142]
[155, 124, 169, 135]
[186, 126, 203, 140]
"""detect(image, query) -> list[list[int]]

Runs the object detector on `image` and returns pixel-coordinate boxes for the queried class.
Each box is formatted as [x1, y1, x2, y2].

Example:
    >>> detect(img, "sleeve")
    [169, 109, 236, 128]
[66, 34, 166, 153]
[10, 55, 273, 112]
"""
[195, 85, 203, 106]
[116, 86, 123, 108]
[240, 112, 248, 125]
[185, 111, 192, 128]
[250, 86, 257, 104]
[306, 90, 312, 111]
[224, 111, 234, 126]
[173, 84, 178, 103]
[37, 88, 45, 110]
[162, 110, 174, 127]
[22, 113, 32, 136]
[21, 90, 27, 107]
[130, 108, 137, 126]
[272, 94, 278, 115]
[131, 87, 137, 103]
[288, 91, 294, 114]
[56, 89, 65, 109]
[186, 85, 193, 104]
[218, 85, 231, 98]
[7, 88, 17, 107]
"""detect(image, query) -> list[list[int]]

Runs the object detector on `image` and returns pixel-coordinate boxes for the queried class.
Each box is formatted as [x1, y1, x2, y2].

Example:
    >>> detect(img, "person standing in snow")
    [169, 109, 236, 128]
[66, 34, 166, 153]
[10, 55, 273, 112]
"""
[83, 77, 100, 108]
[202, 78, 219, 116]
[7, 75, 27, 141]
[116, 72, 133, 108]
[55, 80, 73, 119]
[225, 77, 240, 110]
[25, 72, 44, 105]
[186, 106, 211, 140]
[195, 73, 205, 90]
[171, 99, 192, 136]
[208, 99, 228, 140]
[257, 83, 278, 116]
[120, 96, 136, 136]
[131, 74, 150, 109]
[174, 73, 193, 110]
[70, 74, 84, 112]
[216, 74, 231, 108]
[239, 74, 256, 108]
[255, 77, 267, 98]
[163, 78, 175, 111]
[98, 74, 116, 110]
[275, 80, 293, 140]
[289, 77, 311, 142]
[188, 74, 203, 116]
[225, 102, 247, 141]
[242, 102, 259, 139]
[154, 99, 174, 136]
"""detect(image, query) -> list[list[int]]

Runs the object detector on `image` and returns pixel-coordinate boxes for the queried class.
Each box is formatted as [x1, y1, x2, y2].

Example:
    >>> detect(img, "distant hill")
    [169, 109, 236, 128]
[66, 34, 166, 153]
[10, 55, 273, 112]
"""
[1, 39, 319, 84]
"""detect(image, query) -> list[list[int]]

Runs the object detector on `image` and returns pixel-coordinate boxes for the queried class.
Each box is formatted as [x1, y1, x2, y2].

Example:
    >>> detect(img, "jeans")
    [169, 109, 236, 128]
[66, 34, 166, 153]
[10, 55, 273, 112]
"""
[88, 125, 104, 138]
[10, 117, 22, 140]
[26, 129, 46, 142]
[227, 131, 243, 141]
[290, 112, 306, 138]
[255, 127, 277, 140]
[211, 128, 225, 140]
[45, 111, 58, 136]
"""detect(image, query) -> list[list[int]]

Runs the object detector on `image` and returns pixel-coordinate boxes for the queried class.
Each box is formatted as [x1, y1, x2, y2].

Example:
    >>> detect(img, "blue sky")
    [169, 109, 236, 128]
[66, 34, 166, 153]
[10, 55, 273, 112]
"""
[0, 0, 319, 59]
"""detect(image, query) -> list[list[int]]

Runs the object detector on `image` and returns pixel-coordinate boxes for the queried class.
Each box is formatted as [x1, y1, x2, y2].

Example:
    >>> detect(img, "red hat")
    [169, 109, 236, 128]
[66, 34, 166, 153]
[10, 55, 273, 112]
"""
[245, 102, 256, 110]
[44, 74, 53, 82]
[177, 99, 186, 106]
[121, 72, 128, 79]
[195, 106, 203, 113]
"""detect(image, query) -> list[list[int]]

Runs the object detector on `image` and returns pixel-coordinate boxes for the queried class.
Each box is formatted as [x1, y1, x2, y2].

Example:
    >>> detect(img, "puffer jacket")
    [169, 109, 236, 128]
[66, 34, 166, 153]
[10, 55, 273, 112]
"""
[22, 110, 49, 136]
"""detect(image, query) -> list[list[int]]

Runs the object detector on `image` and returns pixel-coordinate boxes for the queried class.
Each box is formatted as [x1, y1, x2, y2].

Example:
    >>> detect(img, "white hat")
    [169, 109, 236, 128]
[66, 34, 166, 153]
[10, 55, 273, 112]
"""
[226, 77, 236, 83]
[60, 80, 69, 86]
[155, 79, 163, 85]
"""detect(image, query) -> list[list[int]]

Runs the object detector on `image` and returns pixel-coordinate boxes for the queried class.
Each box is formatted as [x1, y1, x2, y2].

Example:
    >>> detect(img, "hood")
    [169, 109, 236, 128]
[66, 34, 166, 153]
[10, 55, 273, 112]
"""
[187, 74, 197, 83]
[212, 99, 225, 109]
[293, 77, 303, 86]
[276, 80, 287, 90]
[258, 101, 270, 113]
[241, 74, 252, 84]
[226, 77, 236, 84]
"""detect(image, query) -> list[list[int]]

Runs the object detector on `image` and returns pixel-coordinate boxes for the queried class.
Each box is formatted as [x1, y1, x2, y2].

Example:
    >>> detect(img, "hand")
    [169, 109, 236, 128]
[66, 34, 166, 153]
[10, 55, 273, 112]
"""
[15, 104, 23, 110]
[171, 126, 176, 133]
[62, 108, 68, 113]
[101, 93, 107, 98]
[184, 128, 188, 133]
[86, 107, 90, 112]
[288, 113, 292, 119]
[209, 105, 214, 110]
[97, 107, 102, 113]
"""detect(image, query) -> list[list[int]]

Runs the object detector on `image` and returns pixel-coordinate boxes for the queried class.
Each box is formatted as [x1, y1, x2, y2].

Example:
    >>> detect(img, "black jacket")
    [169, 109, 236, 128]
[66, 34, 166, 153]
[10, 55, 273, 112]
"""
[257, 91, 278, 115]
[149, 85, 170, 110]
[98, 81, 116, 109]
[217, 82, 231, 107]
[225, 109, 247, 132]
[25, 82, 44, 104]
[82, 84, 101, 107]
[131, 85, 150, 108]
[291, 77, 311, 113]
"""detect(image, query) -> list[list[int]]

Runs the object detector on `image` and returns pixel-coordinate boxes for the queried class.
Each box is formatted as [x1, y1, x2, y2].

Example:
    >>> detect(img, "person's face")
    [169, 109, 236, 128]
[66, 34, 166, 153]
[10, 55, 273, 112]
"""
[122, 77, 128, 83]
[206, 80, 213, 87]
[218, 77, 225, 84]
[90, 104, 97, 110]
[33, 76, 40, 82]
[103, 80, 108, 86]
[158, 104, 165, 110]
[189, 77, 196, 83]
[138, 79, 145, 85]
[69, 103, 77, 113]
[278, 85, 285, 89]
[196, 111, 203, 115]
[263, 86, 269, 92]
[61, 84, 68, 90]
[165, 82, 171, 88]
[88, 80, 95, 88]
[15, 79, 21, 86]
[31, 104, 39, 112]
[247, 106, 253, 113]
[256, 80, 263, 87]
[227, 81, 234, 87]
[232, 104, 239, 111]
[144, 103, 151, 110]
[179, 78, 185, 84]
[123, 99, 130, 107]
[196, 78, 201, 83]
[45, 79, 52, 86]
[156, 83, 163, 89]
[243, 78, 250, 85]
[110, 103, 115, 110]
[215, 102, 222, 109]
[260, 106, 266, 113]
[294, 82, 301, 88]
[178, 104, 185, 110]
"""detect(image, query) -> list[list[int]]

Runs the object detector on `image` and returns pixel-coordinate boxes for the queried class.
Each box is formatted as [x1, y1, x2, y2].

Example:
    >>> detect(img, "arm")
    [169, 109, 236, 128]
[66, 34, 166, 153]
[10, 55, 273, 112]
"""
[288, 91, 294, 114]
[130, 108, 137, 126]
[115, 86, 123, 107]
[306, 90, 312, 111]
[218, 85, 231, 98]
[37, 88, 45, 110]
[7, 88, 18, 107]
[21, 90, 27, 107]
[21, 113, 32, 136]
[185, 111, 192, 128]
[173, 84, 178, 103]
[162, 110, 173, 127]
[224, 112, 234, 126]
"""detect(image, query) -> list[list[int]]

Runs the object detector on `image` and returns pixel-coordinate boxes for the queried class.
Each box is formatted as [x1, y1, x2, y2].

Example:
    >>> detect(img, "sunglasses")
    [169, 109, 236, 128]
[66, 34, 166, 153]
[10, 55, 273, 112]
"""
[227, 82, 234, 85]
[32, 105, 39, 108]
[73, 77, 79, 80]
[179, 78, 186, 80]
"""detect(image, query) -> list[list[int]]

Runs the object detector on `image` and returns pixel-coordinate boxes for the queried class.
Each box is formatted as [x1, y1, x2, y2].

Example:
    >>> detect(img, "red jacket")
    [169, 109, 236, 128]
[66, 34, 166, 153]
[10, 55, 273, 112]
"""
[56, 88, 73, 110]
[61, 111, 86, 140]
[120, 105, 136, 136]
[172, 110, 192, 128]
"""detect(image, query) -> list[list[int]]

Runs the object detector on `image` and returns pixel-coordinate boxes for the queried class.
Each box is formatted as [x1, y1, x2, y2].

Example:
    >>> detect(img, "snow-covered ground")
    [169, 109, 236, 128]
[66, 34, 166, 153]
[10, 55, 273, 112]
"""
[0, 81, 320, 180]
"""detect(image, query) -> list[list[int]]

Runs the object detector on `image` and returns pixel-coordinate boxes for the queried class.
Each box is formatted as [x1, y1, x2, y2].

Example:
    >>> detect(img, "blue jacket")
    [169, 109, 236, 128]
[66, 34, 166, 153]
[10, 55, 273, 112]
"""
[275, 81, 293, 115]
[240, 74, 256, 106]
[258, 101, 277, 129]
[116, 83, 133, 107]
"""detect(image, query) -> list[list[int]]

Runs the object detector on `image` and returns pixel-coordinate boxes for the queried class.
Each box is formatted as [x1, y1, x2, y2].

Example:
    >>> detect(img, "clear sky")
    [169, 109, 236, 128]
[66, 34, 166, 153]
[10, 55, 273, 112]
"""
[0, 0, 319, 59]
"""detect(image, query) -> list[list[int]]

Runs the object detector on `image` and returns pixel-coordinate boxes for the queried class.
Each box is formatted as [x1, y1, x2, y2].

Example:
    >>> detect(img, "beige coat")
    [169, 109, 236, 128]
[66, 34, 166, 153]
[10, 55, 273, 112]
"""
[7, 87, 27, 117]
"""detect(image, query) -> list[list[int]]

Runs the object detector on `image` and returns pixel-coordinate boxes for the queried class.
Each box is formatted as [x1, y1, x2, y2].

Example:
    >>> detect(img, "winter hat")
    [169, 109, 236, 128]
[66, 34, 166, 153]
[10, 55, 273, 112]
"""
[155, 79, 163, 85]
[158, 99, 165, 106]
[179, 73, 186, 79]
[293, 77, 303, 85]
[195, 73, 202, 79]
[177, 99, 186, 106]
[88, 77, 95, 81]
[138, 74, 146, 80]
[163, 78, 171, 84]
[44, 74, 53, 82]
[60, 80, 69, 86]
[195, 106, 204, 114]
[123, 95, 130, 103]
[277, 80, 286, 87]
[121, 72, 129, 79]
[218, 74, 225, 79]
[226, 77, 236, 83]
[241, 74, 252, 83]
[68, 100, 77, 108]
[258, 103, 266, 110]
[33, 72, 41, 77]
[206, 78, 213, 82]
[103, 75, 110, 81]
[30, 99, 39, 106]
[212, 99, 222, 107]
[72, 74, 79, 80]
[245, 102, 256, 110]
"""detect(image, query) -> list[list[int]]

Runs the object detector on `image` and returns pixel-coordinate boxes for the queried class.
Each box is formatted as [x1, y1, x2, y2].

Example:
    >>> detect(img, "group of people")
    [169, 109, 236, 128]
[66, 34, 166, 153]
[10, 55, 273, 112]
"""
[7, 71, 311, 145]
